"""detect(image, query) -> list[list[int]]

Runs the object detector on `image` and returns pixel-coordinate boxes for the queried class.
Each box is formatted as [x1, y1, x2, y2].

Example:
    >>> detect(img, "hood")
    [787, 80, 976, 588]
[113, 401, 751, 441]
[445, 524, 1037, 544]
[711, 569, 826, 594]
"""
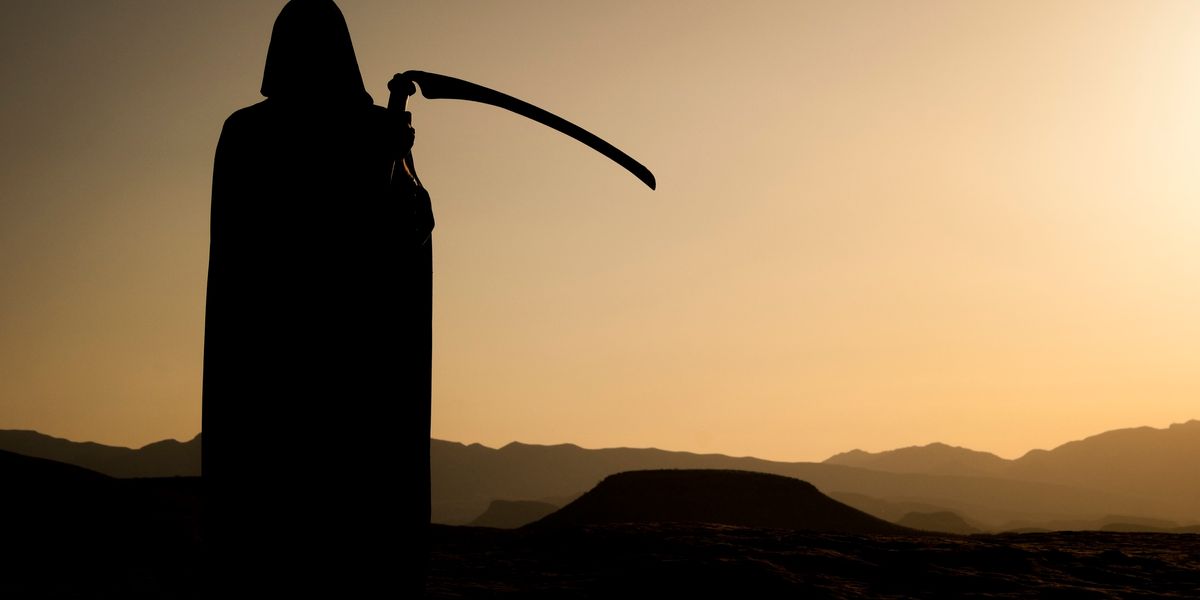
[260, 0, 371, 103]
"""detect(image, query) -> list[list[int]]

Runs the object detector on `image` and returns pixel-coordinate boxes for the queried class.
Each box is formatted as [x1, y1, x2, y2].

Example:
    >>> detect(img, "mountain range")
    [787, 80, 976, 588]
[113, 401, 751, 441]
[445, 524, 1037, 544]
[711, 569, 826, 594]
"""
[823, 421, 1200, 517]
[430, 421, 1200, 529]
[3, 420, 1197, 531]
[0, 430, 201, 477]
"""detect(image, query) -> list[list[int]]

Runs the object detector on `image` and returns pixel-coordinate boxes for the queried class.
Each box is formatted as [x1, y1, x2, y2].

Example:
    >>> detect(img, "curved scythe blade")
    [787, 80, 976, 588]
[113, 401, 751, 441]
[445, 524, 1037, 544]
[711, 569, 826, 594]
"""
[401, 70, 656, 190]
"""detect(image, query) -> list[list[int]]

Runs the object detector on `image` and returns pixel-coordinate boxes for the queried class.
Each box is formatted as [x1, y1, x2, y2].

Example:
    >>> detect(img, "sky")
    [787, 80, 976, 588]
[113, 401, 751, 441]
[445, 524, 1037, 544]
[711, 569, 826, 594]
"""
[1, 1, 1198, 462]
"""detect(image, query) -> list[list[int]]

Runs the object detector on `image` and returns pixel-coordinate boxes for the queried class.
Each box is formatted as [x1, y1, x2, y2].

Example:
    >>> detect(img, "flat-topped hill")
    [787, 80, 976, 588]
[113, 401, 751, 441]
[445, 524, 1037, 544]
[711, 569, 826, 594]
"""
[529, 469, 912, 534]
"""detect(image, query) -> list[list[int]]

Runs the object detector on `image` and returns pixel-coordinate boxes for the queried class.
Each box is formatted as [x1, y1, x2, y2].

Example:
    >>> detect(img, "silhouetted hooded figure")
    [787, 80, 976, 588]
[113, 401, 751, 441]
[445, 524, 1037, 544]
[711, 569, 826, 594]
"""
[203, 0, 429, 595]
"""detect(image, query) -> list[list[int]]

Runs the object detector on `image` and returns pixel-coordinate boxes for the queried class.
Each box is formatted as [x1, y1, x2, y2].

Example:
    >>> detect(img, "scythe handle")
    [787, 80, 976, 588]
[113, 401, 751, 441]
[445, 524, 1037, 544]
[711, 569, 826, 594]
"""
[388, 74, 433, 246]
[387, 74, 422, 189]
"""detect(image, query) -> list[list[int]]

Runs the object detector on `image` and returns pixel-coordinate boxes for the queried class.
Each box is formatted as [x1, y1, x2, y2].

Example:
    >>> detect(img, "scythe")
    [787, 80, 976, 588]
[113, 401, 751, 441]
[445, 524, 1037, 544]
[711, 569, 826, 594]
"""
[385, 71, 655, 534]
[388, 70, 656, 191]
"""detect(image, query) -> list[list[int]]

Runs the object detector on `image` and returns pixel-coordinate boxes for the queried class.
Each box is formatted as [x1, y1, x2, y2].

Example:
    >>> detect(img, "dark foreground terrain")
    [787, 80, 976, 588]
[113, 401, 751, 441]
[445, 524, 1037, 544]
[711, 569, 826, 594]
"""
[4, 454, 1199, 598]
[7, 517, 1199, 598]
[429, 524, 1200, 599]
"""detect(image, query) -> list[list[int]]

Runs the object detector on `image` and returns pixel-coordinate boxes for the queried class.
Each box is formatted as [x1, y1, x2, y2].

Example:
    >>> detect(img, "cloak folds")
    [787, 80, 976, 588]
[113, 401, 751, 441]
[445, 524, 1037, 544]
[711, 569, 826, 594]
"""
[201, 0, 430, 593]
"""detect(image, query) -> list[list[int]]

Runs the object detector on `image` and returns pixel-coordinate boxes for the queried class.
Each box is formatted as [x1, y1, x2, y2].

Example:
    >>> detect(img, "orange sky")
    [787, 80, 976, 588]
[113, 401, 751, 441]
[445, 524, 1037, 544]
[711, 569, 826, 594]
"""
[1, 1, 1197, 461]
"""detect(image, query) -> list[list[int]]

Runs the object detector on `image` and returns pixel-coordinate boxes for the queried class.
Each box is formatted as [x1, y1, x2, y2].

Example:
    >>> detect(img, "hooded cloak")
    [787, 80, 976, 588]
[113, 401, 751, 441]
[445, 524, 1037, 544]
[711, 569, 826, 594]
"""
[260, 0, 371, 102]
[202, 0, 429, 593]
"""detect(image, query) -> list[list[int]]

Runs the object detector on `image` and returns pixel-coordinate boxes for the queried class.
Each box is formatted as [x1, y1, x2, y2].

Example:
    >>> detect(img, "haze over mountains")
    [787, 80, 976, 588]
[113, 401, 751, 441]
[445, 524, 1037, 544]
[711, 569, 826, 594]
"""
[823, 421, 1200, 517]
[10, 447, 1198, 598]
[825, 443, 1011, 478]
[3, 420, 1197, 532]
[431, 421, 1200, 530]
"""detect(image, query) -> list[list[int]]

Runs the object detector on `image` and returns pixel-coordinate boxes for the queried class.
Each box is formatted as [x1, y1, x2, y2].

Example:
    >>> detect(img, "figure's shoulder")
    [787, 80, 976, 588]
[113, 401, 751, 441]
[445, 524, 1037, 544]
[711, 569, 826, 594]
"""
[222, 100, 272, 131]
[218, 101, 389, 147]
[225, 100, 387, 124]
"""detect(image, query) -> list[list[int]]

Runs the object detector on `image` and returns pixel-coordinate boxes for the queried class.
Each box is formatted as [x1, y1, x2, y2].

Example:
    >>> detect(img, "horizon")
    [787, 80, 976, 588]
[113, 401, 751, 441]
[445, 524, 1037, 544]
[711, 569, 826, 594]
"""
[433, 416, 1200, 462]
[12, 416, 1198, 463]
[3, 2, 1199, 463]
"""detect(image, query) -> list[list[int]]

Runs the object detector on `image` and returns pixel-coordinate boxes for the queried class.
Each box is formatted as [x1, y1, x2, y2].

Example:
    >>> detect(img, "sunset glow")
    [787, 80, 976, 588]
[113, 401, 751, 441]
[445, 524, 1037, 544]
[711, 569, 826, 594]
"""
[2, 1, 1198, 461]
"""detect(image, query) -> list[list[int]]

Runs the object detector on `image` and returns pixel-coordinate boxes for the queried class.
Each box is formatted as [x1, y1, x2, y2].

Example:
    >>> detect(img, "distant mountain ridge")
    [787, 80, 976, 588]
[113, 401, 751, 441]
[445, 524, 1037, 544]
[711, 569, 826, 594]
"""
[0, 430, 201, 477]
[431, 428, 1200, 528]
[822, 421, 1200, 514]
[4, 420, 1197, 530]
[1007, 421, 1200, 500]
[825, 443, 1010, 477]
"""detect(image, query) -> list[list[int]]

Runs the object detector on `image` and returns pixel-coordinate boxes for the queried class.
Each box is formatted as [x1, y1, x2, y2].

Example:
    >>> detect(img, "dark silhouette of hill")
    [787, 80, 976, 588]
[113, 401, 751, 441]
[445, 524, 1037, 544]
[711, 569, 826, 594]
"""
[431, 437, 1194, 528]
[2, 445, 203, 597]
[0, 448, 111, 482]
[469, 500, 560, 528]
[896, 510, 981, 534]
[528, 470, 913, 534]
[0, 430, 200, 477]
[826, 442, 1010, 477]
[3, 474, 203, 598]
